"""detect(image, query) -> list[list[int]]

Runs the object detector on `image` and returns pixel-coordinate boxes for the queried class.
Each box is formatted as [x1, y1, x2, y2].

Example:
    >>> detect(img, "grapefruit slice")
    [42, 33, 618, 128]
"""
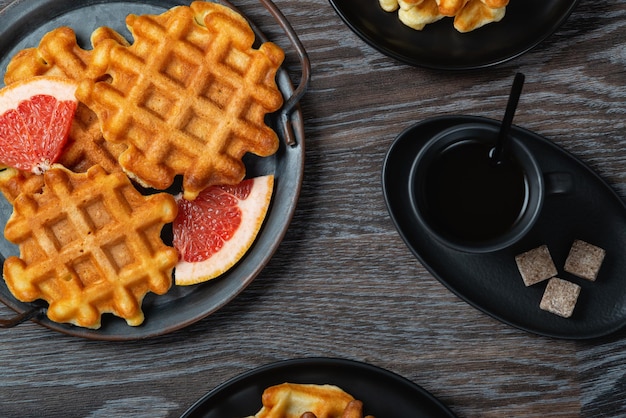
[173, 174, 274, 285]
[0, 76, 78, 174]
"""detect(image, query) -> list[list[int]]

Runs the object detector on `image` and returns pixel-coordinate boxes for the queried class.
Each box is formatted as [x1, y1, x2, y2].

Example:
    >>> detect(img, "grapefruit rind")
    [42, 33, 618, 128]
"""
[0, 77, 77, 108]
[0, 76, 78, 174]
[174, 174, 274, 285]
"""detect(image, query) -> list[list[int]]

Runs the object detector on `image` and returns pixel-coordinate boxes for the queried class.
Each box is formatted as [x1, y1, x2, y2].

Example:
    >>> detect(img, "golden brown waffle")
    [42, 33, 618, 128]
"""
[4, 27, 128, 174]
[0, 168, 44, 205]
[438, 0, 467, 16]
[382, 0, 508, 32]
[2, 164, 178, 329]
[77, 1, 284, 200]
[250, 383, 374, 418]
[453, 0, 506, 32]
[397, 0, 444, 30]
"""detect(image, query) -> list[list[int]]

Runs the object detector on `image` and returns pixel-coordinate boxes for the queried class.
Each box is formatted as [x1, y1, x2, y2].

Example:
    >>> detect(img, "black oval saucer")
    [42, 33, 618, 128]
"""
[382, 115, 626, 339]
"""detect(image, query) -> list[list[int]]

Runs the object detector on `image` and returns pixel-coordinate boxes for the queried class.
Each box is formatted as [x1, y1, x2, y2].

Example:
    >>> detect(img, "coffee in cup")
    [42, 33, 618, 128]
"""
[409, 123, 544, 253]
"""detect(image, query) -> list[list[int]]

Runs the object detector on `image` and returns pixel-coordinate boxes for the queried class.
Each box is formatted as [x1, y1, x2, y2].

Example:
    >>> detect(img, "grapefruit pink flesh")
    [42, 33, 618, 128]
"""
[0, 77, 78, 174]
[173, 175, 274, 285]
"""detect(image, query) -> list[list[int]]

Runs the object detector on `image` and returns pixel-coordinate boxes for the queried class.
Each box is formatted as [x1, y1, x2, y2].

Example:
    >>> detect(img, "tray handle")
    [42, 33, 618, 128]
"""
[223, 0, 311, 147]
[0, 306, 45, 328]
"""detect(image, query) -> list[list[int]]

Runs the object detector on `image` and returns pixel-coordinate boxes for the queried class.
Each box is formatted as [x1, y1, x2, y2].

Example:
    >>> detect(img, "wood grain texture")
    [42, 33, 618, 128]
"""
[1, 0, 626, 417]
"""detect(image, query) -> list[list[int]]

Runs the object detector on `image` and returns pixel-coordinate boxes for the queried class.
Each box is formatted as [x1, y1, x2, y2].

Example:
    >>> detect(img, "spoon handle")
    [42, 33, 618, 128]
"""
[493, 72, 525, 163]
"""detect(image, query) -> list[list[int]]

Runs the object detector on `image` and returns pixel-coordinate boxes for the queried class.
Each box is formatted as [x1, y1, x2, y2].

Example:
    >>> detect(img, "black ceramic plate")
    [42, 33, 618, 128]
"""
[382, 115, 626, 339]
[0, 0, 305, 340]
[329, 0, 580, 69]
[180, 358, 456, 417]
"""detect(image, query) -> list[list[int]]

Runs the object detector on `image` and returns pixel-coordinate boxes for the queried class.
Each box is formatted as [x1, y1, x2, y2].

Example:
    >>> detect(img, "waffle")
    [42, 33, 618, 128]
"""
[382, 0, 508, 32]
[0, 168, 44, 205]
[4, 27, 128, 174]
[250, 383, 374, 418]
[398, 0, 444, 30]
[76, 1, 285, 200]
[2, 164, 178, 329]
[438, 0, 467, 16]
[453, 0, 507, 32]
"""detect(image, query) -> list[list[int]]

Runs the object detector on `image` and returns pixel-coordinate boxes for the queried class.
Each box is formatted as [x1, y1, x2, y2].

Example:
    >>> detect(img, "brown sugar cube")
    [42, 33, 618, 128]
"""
[564, 239, 606, 281]
[515, 245, 558, 286]
[539, 277, 581, 318]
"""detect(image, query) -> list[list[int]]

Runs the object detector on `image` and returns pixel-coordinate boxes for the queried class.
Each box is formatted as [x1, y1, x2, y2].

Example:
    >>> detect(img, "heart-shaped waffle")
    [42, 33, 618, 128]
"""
[251, 383, 374, 418]
[384, 0, 508, 32]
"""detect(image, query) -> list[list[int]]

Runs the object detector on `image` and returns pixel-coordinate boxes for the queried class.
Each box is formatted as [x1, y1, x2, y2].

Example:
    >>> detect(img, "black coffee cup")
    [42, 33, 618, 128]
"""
[409, 123, 544, 253]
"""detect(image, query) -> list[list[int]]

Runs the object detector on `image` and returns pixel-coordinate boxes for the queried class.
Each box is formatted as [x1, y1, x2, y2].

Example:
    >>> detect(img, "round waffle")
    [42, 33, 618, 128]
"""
[2, 165, 178, 329]
[76, 1, 285, 200]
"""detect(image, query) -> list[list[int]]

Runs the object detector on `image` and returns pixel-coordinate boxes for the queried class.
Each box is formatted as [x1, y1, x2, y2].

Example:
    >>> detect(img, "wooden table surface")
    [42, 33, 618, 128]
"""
[1, 0, 625, 417]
